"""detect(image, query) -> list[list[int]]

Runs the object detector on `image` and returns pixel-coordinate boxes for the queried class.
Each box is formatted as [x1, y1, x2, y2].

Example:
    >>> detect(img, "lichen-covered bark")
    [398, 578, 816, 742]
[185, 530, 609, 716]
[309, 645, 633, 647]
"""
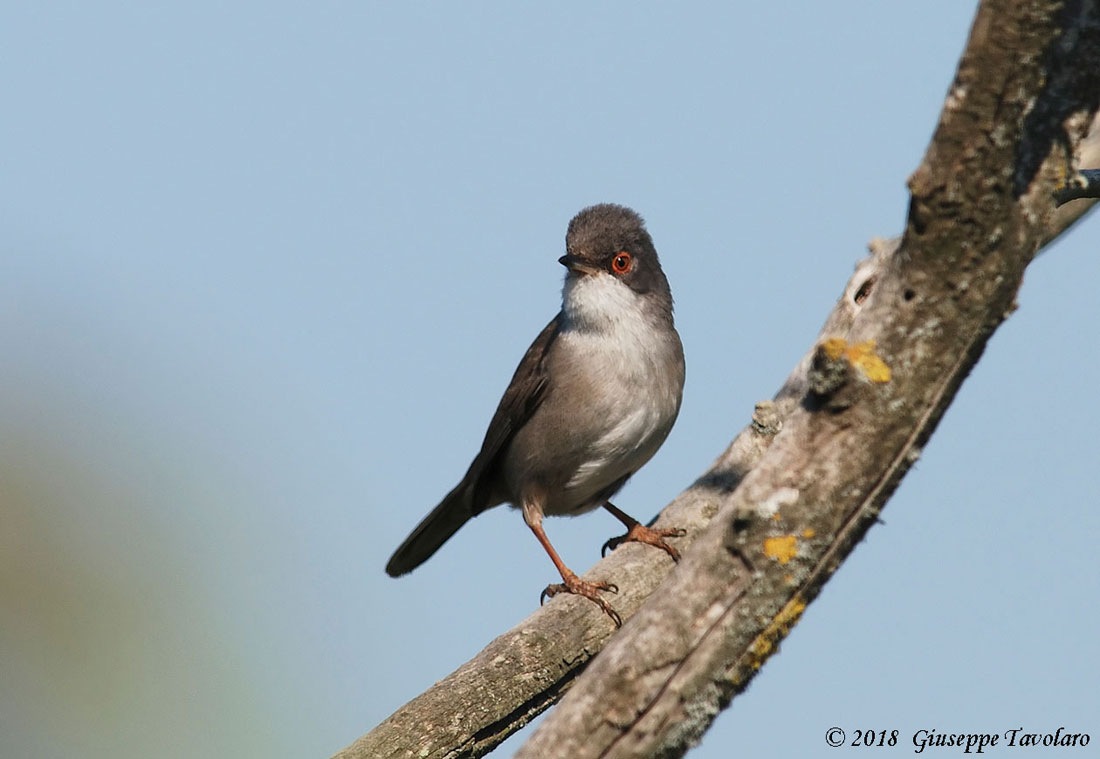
[516, 1, 1100, 757]
[337, 2, 1100, 757]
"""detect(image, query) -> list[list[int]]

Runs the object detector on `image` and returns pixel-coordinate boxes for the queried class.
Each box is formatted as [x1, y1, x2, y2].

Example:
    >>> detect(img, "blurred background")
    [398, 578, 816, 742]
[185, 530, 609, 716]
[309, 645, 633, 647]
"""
[2, 3, 1096, 758]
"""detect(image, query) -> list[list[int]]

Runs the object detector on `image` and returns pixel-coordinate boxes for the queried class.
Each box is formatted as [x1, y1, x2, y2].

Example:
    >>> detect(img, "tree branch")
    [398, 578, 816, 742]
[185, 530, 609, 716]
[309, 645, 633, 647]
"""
[338, 2, 1100, 757]
[515, 1, 1100, 757]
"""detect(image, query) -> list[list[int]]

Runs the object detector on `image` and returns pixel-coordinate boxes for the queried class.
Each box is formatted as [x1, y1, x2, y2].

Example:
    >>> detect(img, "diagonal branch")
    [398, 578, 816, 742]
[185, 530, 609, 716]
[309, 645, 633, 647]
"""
[337, 3, 1100, 758]
[514, 1, 1100, 757]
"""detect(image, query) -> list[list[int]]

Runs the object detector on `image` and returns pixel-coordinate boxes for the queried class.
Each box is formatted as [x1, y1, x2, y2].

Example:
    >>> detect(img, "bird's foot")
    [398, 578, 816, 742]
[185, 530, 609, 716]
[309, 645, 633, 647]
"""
[540, 569, 621, 627]
[601, 523, 686, 562]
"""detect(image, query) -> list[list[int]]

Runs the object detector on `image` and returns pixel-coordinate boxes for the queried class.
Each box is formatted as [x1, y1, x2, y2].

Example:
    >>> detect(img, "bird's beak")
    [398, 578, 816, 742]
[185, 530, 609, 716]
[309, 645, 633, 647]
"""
[559, 254, 600, 276]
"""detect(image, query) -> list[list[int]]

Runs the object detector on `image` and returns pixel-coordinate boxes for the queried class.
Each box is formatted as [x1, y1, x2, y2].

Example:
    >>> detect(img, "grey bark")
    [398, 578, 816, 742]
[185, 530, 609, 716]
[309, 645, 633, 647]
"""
[516, 1, 1100, 757]
[337, 2, 1100, 758]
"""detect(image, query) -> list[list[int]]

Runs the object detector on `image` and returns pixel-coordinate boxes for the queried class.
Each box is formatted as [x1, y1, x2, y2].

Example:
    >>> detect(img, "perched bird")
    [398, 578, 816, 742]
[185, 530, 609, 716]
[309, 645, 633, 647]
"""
[386, 204, 685, 625]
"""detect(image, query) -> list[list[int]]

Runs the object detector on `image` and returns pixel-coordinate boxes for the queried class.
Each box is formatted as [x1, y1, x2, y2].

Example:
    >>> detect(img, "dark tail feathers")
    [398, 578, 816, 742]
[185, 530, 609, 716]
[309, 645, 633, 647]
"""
[385, 482, 475, 577]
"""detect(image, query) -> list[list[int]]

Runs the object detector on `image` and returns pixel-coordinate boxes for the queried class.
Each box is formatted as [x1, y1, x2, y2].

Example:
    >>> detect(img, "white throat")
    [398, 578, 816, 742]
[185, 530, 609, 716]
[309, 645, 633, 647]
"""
[560, 272, 652, 334]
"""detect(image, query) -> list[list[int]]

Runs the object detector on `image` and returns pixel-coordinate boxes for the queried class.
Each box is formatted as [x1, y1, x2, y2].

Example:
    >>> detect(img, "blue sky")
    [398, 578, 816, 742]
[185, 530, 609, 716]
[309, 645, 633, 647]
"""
[1, 3, 1097, 758]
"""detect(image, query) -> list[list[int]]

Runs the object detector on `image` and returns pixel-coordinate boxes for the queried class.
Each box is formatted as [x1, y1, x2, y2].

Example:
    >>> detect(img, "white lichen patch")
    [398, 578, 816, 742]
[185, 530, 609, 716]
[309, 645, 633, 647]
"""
[755, 486, 800, 518]
[945, 83, 968, 111]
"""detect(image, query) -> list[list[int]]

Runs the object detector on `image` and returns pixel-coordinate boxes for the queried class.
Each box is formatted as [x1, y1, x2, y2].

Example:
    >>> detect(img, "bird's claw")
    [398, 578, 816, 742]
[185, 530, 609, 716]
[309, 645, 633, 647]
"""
[601, 524, 686, 561]
[539, 571, 622, 627]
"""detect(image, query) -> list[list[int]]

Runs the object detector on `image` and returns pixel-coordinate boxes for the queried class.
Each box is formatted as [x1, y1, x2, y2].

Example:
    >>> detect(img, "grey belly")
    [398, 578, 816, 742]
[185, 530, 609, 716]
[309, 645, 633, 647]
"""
[499, 383, 673, 517]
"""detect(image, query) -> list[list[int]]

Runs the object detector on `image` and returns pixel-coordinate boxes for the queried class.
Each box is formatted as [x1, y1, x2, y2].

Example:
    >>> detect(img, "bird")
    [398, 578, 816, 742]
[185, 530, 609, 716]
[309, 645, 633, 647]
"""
[385, 203, 685, 625]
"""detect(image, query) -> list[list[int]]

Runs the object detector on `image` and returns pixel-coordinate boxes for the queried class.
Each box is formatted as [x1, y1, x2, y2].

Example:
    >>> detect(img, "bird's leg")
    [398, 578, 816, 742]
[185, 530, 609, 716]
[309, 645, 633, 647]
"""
[601, 501, 686, 562]
[522, 499, 621, 627]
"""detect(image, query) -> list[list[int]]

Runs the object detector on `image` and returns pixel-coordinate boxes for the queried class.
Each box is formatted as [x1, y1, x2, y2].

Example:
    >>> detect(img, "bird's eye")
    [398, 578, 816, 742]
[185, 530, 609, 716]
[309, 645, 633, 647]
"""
[611, 252, 633, 275]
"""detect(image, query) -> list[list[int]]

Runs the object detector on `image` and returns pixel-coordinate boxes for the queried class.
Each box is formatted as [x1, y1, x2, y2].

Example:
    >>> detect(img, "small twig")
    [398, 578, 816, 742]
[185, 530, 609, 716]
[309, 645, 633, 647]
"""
[1055, 168, 1100, 204]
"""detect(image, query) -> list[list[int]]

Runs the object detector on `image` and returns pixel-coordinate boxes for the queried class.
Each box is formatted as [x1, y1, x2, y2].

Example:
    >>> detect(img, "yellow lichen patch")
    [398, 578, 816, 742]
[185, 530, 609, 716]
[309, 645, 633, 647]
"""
[848, 340, 891, 383]
[749, 634, 774, 661]
[763, 535, 798, 564]
[801, 528, 816, 539]
[1054, 159, 1069, 186]
[822, 338, 891, 383]
[821, 337, 848, 361]
[747, 598, 808, 670]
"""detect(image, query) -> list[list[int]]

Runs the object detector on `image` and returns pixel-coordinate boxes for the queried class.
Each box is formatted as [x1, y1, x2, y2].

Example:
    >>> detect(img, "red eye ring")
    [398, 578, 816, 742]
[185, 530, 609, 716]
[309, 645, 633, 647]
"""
[611, 252, 632, 275]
